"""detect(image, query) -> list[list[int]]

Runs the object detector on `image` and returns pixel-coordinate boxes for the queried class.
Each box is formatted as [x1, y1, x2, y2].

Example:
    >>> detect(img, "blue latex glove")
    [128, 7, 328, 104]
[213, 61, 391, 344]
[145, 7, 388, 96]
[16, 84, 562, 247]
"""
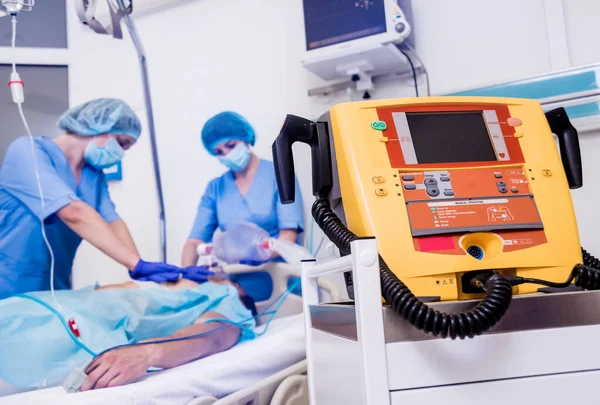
[239, 260, 268, 266]
[136, 272, 181, 283]
[181, 265, 215, 283]
[130, 259, 182, 283]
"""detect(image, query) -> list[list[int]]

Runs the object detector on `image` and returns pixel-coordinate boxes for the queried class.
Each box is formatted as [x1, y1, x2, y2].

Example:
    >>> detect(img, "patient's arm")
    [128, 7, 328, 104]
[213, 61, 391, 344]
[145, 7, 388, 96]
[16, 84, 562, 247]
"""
[145, 311, 241, 368]
[95, 278, 201, 291]
[95, 278, 245, 295]
[80, 311, 241, 391]
[94, 281, 139, 290]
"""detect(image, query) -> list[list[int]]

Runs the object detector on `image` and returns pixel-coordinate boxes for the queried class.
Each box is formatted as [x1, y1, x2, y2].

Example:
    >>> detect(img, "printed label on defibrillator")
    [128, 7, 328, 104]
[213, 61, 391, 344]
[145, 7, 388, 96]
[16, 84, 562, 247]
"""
[427, 199, 510, 207]
[407, 197, 543, 237]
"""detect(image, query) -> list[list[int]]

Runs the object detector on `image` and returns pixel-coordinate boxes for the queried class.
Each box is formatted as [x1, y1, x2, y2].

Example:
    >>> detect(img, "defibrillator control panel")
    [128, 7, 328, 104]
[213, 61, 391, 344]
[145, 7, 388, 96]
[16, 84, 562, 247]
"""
[402, 168, 542, 237]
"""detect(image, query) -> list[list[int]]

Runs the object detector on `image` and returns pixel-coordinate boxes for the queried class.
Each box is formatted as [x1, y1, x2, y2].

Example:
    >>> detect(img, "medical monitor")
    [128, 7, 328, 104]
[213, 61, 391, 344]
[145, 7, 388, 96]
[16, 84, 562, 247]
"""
[304, 0, 388, 51]
[301, 0, 413, 82]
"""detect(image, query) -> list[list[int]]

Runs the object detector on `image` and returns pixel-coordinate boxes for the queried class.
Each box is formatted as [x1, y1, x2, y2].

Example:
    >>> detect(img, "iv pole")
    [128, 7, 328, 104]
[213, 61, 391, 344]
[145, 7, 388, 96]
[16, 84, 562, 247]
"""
[121, 14, 167, 263]
[75, 0, 167, 262]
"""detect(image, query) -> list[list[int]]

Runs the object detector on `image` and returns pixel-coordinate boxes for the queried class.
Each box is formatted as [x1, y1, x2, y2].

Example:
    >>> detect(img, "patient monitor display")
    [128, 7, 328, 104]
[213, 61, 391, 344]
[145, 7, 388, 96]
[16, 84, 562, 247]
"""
[303, 0, 387, 50]
[300, 0, 412, 83]
[402, 111, 498, 164]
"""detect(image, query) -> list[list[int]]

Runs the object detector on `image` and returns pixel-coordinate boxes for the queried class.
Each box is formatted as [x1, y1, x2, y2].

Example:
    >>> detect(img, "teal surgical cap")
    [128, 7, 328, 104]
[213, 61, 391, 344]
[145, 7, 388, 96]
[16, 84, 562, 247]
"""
[57, 98, 142, 140]
[201, 111, 256, 155]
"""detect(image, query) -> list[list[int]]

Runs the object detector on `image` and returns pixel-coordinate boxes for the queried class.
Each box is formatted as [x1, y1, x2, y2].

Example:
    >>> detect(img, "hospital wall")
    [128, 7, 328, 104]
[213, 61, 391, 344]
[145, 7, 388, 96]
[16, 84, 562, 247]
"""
[65, 0, 600, 289]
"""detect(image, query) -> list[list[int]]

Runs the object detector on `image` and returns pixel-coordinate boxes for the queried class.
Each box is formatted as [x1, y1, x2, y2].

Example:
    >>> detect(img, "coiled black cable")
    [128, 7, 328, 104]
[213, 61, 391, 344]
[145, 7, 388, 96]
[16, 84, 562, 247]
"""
[312, 198, 513, 340]
[574, 249, 600, 289]
[573, 264, 600, 290]
[582, 248, 600, 269]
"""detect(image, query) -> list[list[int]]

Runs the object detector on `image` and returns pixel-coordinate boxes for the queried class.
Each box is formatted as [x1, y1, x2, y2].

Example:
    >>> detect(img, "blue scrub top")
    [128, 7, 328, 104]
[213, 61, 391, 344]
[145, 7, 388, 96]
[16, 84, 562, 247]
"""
[189, 159, 304, 242]
[0, 137, 120, 299]
[189, 159, 304, 301]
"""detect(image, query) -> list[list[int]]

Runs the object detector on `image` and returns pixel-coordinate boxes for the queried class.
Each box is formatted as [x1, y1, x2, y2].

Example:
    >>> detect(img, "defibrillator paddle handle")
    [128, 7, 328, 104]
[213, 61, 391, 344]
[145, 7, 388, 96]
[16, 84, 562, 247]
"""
[545, 107, 583, 189]
[272, 115, 332, 204]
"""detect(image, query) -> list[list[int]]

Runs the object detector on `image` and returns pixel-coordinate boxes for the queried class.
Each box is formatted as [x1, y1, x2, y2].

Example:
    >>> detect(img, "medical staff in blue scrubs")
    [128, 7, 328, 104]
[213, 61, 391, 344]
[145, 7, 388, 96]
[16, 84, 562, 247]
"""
[182, 112, 304, 300]
[0, 98, 212, 299]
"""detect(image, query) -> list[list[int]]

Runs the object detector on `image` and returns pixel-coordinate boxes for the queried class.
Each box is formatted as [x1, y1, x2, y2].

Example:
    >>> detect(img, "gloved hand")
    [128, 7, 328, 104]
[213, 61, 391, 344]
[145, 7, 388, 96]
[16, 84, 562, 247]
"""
[130, 259, 182, 283]
[239, 259, 269, 266]
[136, 272, 181, 283]
[181, 265, 215, 283]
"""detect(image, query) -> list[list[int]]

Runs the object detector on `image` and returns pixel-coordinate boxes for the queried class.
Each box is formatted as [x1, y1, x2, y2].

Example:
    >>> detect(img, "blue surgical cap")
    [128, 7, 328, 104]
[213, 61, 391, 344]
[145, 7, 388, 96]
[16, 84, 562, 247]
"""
[201, 112, 256, 155]
[57, 98, 142, 140]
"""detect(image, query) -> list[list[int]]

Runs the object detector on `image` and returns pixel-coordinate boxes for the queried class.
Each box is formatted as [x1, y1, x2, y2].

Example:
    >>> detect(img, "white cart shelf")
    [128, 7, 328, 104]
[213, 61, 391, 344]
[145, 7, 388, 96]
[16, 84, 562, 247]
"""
[301, 238, 600, 404]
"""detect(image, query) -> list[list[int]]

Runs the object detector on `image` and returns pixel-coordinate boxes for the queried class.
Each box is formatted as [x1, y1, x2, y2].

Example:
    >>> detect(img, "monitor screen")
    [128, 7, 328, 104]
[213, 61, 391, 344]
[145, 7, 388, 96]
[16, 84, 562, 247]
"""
[405, 112, 498, 164]
[303, 0, 387, 51]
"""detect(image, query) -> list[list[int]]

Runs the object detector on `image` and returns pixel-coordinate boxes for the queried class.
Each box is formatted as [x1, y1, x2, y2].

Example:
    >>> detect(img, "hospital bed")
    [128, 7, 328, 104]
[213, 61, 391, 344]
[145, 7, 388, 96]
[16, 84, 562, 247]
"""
[1, 263, 338, 405]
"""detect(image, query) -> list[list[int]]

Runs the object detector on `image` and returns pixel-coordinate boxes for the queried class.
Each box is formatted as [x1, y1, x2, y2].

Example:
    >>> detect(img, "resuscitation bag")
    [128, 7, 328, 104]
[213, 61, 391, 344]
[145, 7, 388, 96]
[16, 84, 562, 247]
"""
[212, 222, 273, 264]
[0, 283, 255, 393]
[212, 222, 313, 264]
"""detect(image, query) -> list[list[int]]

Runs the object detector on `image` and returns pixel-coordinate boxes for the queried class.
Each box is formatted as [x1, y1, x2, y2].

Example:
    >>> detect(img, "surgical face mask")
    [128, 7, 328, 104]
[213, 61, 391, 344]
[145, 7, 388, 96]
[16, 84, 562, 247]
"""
[218, 143, 251, 172]
[84, 137, 125, 170]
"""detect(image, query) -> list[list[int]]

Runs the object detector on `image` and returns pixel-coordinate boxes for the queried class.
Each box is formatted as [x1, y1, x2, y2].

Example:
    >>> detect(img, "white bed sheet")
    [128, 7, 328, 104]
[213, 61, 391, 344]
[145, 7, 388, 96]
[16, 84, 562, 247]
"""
[0, 314, 306, 405]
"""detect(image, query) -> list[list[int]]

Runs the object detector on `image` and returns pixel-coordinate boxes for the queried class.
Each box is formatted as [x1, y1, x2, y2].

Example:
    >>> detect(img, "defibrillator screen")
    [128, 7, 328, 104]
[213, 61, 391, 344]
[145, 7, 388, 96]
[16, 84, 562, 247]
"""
[406, 111, 497, 164]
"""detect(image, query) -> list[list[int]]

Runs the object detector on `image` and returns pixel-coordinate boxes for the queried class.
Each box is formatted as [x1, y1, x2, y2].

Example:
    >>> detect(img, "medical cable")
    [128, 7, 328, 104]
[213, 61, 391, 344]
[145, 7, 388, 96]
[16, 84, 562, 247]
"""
[164, 276, 300, 346]
[311, 199, 341, 259]
[15, 293, 96, 357]
[249, 277, 300, 334]
[507, 249, 600, 290]
[10, 15, 16, 73]
[254, 278, 299, 336]
[313, 237, 326, 257]
[8, 15, 67, 319]
[308, 219, 314, 254]
[405, 43, 430, 96]
[399, 47, 419, 97]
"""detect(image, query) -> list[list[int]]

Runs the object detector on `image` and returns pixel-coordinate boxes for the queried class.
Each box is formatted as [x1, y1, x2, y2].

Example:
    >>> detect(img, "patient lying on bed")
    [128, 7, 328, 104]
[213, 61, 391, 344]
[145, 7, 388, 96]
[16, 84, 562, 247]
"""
[0, 277, 257, 396]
